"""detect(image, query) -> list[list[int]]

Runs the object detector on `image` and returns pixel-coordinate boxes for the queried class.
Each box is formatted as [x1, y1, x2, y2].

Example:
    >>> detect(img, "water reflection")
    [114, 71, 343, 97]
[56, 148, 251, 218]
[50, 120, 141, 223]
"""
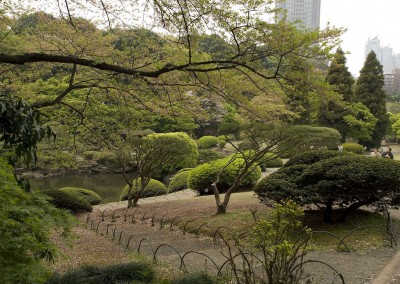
[29, 173, 128, 203]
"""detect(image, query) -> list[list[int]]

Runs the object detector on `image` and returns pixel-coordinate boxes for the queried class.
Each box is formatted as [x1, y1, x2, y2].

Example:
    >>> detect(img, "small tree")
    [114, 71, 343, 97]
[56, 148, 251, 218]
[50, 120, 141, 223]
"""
[210, 122, 298, 214]
[256, 152, 400, 222]
[115, 132, 198, 207]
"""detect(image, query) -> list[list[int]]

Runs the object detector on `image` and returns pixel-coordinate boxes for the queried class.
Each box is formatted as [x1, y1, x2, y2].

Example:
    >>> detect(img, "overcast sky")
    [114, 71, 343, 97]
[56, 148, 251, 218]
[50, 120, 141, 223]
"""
[320, 0, 400, 76]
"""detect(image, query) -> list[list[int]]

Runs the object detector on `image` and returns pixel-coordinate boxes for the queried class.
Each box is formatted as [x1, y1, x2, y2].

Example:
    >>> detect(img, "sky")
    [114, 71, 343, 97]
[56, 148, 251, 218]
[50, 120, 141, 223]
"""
[320, 0, 400, 76]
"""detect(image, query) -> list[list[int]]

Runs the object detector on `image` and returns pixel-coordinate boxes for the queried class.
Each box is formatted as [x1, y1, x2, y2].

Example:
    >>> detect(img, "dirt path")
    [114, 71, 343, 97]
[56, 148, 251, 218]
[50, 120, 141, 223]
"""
[85, 190, 400, 283]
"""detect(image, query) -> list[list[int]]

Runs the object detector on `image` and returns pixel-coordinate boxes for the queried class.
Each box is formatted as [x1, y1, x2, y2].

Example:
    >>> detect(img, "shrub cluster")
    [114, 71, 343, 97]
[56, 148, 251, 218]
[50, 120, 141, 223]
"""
[188, 157, 261, 194]
[46, 262, 155, 284]
[198, 136, 219, 149]
[342, 142, 364, 154]
[120, 178, 167, 200]
[44, 189, 92, 213]
[197, 149, 224, 164]
[59, 187, 102, 205]
[168, 169, 192, 193]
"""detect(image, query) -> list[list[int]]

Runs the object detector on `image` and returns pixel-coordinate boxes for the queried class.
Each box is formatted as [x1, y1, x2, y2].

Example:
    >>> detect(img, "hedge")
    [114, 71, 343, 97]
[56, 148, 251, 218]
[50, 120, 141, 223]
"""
[120, 178, 167, 200]
[198, 136, 220, 149]
[284, 150, 351, 167]
[188, 157, 261, 194]
[44, 189, 92, 213]
[168, 170, 191, 193]
[342, 142, 364, 154]
[197, 149, 224, 164]
[59, 187, 102, 205]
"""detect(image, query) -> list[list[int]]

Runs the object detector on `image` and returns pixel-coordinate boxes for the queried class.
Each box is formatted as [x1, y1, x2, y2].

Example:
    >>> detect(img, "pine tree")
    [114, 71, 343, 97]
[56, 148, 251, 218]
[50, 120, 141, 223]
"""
[355, 51, 389, 149]
[318, 48, 355, 142]
[326, 48, 354, 102]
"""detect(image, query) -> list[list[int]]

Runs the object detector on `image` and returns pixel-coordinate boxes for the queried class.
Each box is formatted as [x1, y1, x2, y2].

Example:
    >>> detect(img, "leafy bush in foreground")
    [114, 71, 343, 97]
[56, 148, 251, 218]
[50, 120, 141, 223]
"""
[172, 271, 216, 284]
[60, 187, 102, 205]
[120, 178, 167, 200]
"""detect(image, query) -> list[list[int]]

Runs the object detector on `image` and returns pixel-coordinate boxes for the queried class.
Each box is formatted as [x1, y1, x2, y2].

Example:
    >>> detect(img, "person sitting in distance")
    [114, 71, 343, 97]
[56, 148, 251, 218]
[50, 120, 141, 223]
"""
[382, 147, 394, 159]
[369, 149, 381, 157]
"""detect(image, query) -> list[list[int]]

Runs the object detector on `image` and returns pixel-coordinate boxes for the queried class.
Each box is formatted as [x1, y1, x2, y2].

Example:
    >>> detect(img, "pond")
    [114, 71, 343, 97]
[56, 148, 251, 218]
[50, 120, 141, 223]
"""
[29, 173, 129, 203]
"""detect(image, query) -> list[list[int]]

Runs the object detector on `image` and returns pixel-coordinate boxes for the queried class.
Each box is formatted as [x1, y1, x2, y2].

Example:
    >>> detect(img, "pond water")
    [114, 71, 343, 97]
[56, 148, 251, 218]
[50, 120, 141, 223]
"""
[29, 173, 129, 203]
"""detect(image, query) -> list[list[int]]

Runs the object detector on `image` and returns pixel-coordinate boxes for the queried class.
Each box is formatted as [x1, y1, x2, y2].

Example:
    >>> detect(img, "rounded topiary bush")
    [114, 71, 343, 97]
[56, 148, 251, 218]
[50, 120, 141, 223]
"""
[120, 178, 167, 200]
[44, 189, 92, 213]
[92, 151, 117, 165]
[59, 187, 102, 205]
[198, 149, 224, 164]
[168, 170, 191, 193]
[198, 136, 219, 149]
[284, 150, 351, 167]
[188, 157, 261, 194]
[218, 139, 226, 148]
[342, 142, 364, 154]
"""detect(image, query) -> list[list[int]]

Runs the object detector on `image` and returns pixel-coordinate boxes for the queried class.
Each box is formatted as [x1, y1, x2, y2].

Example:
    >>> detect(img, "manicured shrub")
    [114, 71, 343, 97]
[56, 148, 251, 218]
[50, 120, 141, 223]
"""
[284, 150, 350, 167]
[44, 189, 92, 213]
[198, 149, 224, 164]
[120, 178, 167, 200]
[198, 135, 219, 149]
[188, 157, 261, 194]
[342, 142, 364, 154]
[146, 132, 199, 172]
[256, 154, 400, 222]
[46, 262, 155, 284]
[218, 139, 226, 148]
[59, 187, 102, 205]
[168, 170, 191, 193]
[172, 271, 216, 284]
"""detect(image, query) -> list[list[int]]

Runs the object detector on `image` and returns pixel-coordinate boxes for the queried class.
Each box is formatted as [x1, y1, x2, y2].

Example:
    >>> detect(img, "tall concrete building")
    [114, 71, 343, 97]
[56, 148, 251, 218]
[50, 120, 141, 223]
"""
[365, 36, 395, 75]
[276, 0, 321, 30]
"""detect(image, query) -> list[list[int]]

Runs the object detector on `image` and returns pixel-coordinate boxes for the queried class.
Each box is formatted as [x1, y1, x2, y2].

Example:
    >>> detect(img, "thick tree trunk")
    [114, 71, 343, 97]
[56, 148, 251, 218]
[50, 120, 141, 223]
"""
[323, 199, 333, 223]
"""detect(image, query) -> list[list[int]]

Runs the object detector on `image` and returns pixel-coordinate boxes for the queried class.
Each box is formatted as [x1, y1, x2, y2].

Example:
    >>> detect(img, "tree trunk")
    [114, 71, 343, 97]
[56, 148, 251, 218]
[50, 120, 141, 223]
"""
[323, 199, 333, 223]
[338, 199, 374, 222]
[217, 203, 227, 214]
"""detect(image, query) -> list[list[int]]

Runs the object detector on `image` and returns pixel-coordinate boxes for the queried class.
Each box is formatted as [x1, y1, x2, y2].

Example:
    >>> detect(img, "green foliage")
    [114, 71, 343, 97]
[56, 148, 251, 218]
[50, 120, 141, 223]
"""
[284, 149, 345, 167]
[198, 135, 220, 149]
[197, 149, 224, 164]
[59, 187, 102, 205]
[172, 271, 216, 284]
[44, 189, 93, 213]
[92, 151, 117, 166]
[325, 48, 354, 102]
[168, 170, 191, 193]
[145, 132, 199, 172]
[82, 151, 98, 160]
[248, 201, 311, 283]
[218, 139, 226, 148]
[0, 157, 73, 283]
[0, 94, 54, 165]
[278, 125, 341, 157]
[355, 51, 389, 148]
[188, 157, 261, 194]
[120, 178, 167, 200]
[342, 142, 364, 154]
[256, 154, 400, 222]
[46, 261, 155, 284]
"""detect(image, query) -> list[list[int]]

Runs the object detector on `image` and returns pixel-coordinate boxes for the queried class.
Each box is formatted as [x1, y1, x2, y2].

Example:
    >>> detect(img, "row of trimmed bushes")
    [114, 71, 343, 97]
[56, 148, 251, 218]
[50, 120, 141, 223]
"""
[43, 152, 285, 210]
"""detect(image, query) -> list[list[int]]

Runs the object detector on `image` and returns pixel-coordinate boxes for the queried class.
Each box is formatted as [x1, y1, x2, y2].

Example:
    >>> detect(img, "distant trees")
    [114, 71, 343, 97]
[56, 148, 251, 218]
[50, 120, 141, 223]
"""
[355, 51, 389, 149]
[317, 48, 376, 143]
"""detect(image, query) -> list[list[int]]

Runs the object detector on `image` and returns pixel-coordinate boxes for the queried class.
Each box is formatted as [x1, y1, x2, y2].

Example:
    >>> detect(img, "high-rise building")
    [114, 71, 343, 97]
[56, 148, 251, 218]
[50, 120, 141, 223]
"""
[276, 0, 321, 30]
[365, 36, 395, 75]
